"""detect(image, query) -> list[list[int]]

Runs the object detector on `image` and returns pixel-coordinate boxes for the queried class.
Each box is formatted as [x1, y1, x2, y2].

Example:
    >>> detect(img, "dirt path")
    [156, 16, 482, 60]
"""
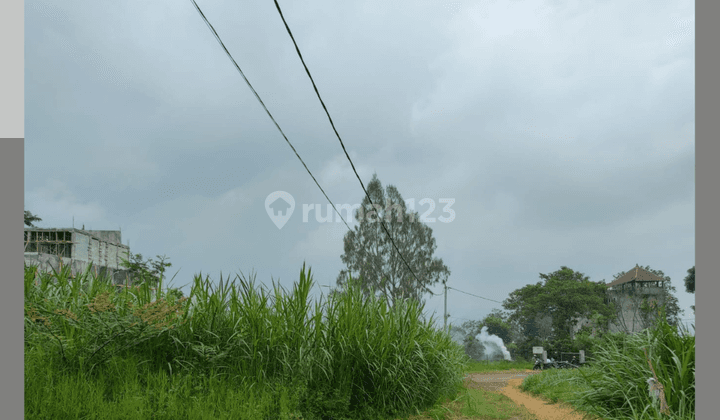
[463, 370, 598, 420]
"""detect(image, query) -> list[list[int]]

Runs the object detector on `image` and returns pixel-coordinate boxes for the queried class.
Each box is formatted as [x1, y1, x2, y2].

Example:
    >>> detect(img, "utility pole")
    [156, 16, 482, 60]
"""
[444, 280, 448, 333]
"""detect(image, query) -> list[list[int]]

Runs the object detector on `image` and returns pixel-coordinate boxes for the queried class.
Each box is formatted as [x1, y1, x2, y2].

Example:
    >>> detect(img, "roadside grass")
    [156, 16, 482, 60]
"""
[463, 359, 534, 374]
[393, 386, 536, 420]
[30, 259, 692, 420]
[391, 359, 537, 420]
[520, 316, 695, 420]
[26, 261, 535, 420]
[521, 368, 589, 405]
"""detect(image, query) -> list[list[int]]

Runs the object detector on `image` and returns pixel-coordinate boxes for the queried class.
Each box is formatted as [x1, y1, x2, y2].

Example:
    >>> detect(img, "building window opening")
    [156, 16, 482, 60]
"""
[24, 230, 73, 258]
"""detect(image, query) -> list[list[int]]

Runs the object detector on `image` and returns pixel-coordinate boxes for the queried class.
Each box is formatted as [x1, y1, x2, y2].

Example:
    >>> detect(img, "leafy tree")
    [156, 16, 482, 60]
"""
[24, 210, 42, 227]
[533, 314, 554, 342]
[481, 314, 512, 345]
[332, 173, 450, 309]
[447, 311, 517, 360]
[504, 342, 518, 359]
[684, 265, 695, 294]
[607, 265, 683, 332]
[503, 266, 613, 344]
[119, 253, 173, 289]
[456, 319, 483, 338]
[480, 308, 525, 345]
[684, 265, 695, 313]
[462, 334, 486, 361]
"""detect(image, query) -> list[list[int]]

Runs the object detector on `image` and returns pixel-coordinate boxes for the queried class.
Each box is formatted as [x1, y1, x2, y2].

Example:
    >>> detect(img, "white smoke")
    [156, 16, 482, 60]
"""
[475, 326, 512, 361]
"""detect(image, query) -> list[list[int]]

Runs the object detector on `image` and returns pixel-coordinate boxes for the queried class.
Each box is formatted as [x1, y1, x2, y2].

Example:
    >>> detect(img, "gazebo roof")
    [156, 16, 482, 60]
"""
[607, 265, 665, 288]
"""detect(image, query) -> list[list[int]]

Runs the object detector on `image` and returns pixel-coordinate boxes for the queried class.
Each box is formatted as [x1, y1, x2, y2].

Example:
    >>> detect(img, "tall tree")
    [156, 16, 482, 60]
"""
[24, 210, 42, 227]
[503, 282, 544, 340]
[333, 173, 450, 309]
[607, 265, 683, 332]
[503, 266, 613, 343]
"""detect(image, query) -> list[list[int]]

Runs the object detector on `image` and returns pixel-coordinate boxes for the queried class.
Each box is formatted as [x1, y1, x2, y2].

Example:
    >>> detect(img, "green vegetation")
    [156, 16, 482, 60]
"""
[26, 259, 693, 420]
[332, 173, 451, 310]
[520, 314, 695, 420]
[24, 209, 43, 227]
[683, 266, 694, 313]
[406, 386, 535, 420]
[462, 359, 533, 373]
[25, 261, 479, 420]
[503, 266, 615, 355]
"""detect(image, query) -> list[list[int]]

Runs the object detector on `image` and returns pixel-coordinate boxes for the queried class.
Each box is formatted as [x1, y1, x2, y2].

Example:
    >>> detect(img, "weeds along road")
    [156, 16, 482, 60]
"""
[463, 370, 599, 420]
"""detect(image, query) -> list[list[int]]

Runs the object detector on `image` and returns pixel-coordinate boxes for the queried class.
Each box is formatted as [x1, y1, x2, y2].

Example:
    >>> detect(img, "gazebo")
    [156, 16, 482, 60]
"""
[607, 265, 666, 291]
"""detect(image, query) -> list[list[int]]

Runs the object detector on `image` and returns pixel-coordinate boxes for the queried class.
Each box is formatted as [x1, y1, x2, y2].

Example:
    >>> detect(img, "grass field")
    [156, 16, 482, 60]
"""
[24, 262, 694, 420]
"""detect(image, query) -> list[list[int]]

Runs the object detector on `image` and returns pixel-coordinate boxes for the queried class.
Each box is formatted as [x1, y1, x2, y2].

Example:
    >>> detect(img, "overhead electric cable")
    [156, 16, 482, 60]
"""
[447, 286, 504, 304]
[272, 0, 428, 294]
[188, 0, 351, 231]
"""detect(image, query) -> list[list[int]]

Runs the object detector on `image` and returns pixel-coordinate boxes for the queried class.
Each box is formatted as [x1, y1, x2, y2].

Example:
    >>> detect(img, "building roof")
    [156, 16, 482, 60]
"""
[607, 265, 665, 288]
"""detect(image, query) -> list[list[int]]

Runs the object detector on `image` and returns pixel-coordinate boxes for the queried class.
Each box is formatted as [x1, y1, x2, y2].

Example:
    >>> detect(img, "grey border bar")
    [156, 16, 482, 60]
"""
[696, 1, 715, 418]
[0, 0, 23, 137]
[1, 0, 24, 416]
[0, 141, 24, 418]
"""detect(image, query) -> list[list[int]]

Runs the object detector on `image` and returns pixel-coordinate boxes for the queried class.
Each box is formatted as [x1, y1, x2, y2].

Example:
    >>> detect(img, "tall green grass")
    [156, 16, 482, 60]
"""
[24, 261, 469, 420]
[521, 312, 695, 420]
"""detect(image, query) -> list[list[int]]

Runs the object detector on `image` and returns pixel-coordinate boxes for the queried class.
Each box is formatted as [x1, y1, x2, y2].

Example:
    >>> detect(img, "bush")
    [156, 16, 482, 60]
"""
[572, 310, 694, 420]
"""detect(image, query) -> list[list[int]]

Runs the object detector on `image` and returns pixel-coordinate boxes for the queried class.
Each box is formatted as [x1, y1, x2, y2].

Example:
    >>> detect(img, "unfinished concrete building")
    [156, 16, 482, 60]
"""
[24, 227, 132, 285]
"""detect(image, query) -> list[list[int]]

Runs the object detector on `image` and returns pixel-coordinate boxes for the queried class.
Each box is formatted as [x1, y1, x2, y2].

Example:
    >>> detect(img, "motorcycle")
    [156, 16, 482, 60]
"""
[533, 356, 582, 370]
[556, 360, 579, 369]
[533, 358, 559, 370]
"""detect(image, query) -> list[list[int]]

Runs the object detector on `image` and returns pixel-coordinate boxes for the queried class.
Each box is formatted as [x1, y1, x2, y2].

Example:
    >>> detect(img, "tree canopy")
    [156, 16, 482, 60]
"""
[684, 265, 695, 294]
[480, 310, 512, 344]
[502, 266, 613, 343]
[446, 309, 516, 361]
[25, 210, 42, 227]
[332, 173, 450, 310]
[684, 265, 695, 313]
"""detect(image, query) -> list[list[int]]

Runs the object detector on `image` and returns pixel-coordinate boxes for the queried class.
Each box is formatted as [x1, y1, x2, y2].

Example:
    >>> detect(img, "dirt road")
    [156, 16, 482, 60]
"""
[463, 370, 599, 420]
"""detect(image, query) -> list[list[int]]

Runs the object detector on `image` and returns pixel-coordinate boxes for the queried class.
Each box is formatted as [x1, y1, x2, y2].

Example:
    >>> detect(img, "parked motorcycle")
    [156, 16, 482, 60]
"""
[533, 358, 559, 370]
[556, 360, 579, 369]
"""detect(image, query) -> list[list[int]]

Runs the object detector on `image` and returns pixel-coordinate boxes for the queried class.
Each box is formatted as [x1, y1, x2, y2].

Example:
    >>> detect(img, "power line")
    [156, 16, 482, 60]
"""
[188, 0, 351, 232]
[447, 286, 504, 304]
[272, 0, 429, 295]
[448, 316, 475, 322]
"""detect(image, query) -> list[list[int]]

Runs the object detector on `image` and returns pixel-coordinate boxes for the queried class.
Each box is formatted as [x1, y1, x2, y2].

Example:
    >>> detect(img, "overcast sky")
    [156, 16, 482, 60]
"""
[25, 0, 695, 334]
